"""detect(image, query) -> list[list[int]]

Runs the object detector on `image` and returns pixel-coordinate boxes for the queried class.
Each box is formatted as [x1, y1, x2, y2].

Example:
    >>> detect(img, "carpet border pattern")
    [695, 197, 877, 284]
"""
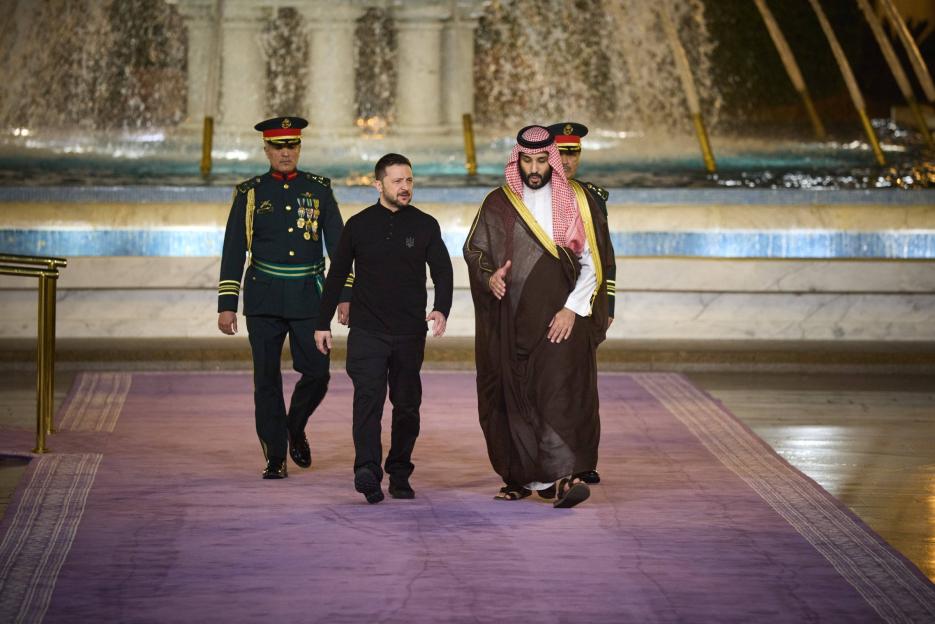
[633, 373, 935, 623]
[0, 453, 102, 624]
[57, 372, 132, 433]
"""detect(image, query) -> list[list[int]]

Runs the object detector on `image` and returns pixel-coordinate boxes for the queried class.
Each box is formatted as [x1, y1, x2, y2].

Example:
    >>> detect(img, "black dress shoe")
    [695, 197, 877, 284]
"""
[354, 467, 384, 504]
[288, 430, 312, 468]
[575, 470, 600, 484]
[262, 458, 288, 479]
[388, 477, 415, 499]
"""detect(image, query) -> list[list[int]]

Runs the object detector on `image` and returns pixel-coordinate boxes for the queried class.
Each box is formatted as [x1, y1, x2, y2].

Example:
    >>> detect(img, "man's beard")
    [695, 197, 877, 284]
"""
[386, 190, 411, 209]
[519, 164, 552, 190]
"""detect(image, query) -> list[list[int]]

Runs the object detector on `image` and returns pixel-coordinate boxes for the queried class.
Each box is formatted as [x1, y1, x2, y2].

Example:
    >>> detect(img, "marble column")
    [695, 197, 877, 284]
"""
[299, 1, 365, 135]
[442, 0, 483, 130]
[217, 0, 270, 135]
[394, 1, 452, 134]
[168, 0, 217, 126]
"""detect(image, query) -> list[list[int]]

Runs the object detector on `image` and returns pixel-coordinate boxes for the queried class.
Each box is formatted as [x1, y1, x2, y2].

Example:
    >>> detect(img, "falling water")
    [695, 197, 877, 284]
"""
[262, 8, 308, 118]
[0, 0, 186, 132]
[355, 7, 397, 129]
[0, 0, 721, 138]
[0, 0, 930, 187]
[473, 0, 722, 136]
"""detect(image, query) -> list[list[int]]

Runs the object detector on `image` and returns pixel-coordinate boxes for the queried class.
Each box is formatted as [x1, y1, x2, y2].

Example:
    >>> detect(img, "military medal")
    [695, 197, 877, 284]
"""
[297, 217, 306, 228]
[310, 199, 321, 241]
[304, 231, 311, 240]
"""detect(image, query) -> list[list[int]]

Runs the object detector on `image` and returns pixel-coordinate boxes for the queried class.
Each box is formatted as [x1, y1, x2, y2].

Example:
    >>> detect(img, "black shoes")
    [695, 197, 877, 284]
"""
[388, 477, 415, 499]
[575, 470, 601, 484]
[262, 458, 288, 479]
[354, 467, 385, 504]
[288, 430, 312, 468]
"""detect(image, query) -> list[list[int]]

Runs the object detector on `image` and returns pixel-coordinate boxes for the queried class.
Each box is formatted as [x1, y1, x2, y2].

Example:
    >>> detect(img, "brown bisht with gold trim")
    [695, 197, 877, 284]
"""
[464, 181, 615, 487]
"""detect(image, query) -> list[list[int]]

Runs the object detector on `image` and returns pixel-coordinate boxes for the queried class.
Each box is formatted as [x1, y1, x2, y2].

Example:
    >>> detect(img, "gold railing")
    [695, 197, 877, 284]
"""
[0, 253, 67, 453]
[462, 113, 478, 177]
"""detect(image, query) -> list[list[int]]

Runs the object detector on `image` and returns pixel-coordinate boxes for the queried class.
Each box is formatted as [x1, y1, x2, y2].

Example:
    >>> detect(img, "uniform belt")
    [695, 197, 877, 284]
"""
[252, 258, 325, 279]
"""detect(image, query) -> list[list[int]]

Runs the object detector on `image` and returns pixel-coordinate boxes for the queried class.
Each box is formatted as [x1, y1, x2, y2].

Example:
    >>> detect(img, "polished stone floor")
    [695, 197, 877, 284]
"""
[1, 368, 933, 582]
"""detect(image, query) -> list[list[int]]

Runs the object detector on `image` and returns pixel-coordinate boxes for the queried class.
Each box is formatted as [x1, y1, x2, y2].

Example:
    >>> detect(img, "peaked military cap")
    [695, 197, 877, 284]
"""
[548, 122, 588, 152]
[255, 116, 308, 145]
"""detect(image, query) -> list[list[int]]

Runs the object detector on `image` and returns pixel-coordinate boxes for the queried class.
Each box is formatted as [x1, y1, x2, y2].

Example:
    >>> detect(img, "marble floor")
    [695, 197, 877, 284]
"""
[1, 368, 933, 582]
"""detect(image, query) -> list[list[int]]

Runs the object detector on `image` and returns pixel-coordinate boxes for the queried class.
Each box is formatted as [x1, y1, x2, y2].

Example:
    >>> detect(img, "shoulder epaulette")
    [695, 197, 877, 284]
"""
[583, 180, 609, 202]
[303, 172, 331, 188]
[236, 176, 263, 194]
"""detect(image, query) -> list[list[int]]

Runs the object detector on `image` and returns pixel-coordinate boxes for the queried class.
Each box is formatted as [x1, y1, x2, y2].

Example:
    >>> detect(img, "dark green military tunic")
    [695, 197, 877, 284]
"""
[217, 168, 348, 464]
[218, 169, 345, 317]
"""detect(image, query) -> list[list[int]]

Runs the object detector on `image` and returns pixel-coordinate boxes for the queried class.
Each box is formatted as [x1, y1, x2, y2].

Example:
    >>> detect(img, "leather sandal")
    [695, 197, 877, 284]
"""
[553, 476, 590, 508]
[494, 485, 532, 501]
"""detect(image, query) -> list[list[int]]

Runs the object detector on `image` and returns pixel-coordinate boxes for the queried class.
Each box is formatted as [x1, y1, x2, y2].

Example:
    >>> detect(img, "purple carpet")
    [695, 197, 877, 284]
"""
[1, 371, 933, 623]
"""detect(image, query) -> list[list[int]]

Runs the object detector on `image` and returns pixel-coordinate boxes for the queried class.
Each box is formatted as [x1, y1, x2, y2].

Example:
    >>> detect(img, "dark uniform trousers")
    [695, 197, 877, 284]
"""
[345, 327, 426, 482]
[218, 169, 347, 464]
[247, 315, 330, 461]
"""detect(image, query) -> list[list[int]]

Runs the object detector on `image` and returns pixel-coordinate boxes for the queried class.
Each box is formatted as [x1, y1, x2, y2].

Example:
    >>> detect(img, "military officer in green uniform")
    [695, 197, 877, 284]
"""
[217, 116, 350, 479]
[548, 121, 616, 485]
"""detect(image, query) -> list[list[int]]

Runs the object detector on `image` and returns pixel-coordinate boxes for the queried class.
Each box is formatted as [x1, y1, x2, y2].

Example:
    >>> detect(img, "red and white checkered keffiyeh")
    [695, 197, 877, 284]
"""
[504, 125, 585, 254]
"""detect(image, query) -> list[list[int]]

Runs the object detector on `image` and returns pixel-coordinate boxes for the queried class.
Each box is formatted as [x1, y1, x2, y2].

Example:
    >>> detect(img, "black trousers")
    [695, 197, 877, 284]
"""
[246, 315, 330, 461]
[345, 327, 426, 482]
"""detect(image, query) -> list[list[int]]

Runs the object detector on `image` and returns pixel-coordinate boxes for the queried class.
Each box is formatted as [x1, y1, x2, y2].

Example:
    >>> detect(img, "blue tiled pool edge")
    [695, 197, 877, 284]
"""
[1, 186, 934, 205]
[4, 229, 935, 259]
[3, 186, 934, 258]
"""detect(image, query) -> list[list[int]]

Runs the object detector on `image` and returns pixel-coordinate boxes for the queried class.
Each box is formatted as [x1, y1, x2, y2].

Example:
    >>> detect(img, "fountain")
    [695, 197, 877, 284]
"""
[0, 0, 933, 346]
[0, 0, 931, 187]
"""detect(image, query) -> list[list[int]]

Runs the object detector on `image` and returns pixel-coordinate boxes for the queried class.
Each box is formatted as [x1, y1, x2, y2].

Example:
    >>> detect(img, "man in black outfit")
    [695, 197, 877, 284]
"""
[218, 116, 349, 480]
[315, 153, 453, 504]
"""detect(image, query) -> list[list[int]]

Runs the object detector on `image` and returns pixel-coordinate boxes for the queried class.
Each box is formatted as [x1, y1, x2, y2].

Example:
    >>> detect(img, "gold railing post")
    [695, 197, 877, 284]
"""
[34, 272, 50, 453]
[0, 252, 66, 453]
[462, 113, 478, 177]
[44, 269, 58, 434]
[200, 115, 214, 178]
[692, 112, 718, 174]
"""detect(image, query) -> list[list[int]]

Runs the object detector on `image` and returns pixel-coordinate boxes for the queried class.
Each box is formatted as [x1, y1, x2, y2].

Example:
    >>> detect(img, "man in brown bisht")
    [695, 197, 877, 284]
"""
[463, 125, 615, 509]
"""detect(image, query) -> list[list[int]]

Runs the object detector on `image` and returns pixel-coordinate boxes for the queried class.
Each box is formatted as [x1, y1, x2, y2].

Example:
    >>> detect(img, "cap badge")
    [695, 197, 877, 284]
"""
[564, 124, 573, 135]
[281, 118, 292, 128]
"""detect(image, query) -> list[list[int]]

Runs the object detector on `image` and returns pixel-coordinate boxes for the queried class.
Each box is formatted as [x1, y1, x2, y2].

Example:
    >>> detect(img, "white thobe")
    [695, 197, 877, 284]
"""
[524, 182, 596, 317]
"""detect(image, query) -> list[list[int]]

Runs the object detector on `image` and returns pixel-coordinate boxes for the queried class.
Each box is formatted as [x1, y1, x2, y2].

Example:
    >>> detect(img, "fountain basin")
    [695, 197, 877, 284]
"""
[1, 185, 933, 342]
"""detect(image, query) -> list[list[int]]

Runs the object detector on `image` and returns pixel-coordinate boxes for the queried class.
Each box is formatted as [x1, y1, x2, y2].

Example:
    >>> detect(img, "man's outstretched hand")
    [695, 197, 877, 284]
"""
[488, 260, 511, 300]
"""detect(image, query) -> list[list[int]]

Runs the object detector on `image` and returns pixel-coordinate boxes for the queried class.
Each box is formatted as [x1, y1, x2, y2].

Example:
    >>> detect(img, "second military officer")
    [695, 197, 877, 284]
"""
[548, 121, 617, 486]
[548, 122, 616, 328]
[217, 116, 350, 479]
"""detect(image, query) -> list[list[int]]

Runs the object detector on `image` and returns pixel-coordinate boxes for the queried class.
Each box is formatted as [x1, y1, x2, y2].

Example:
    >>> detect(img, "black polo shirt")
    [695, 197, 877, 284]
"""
[317, 202, 453, 335]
